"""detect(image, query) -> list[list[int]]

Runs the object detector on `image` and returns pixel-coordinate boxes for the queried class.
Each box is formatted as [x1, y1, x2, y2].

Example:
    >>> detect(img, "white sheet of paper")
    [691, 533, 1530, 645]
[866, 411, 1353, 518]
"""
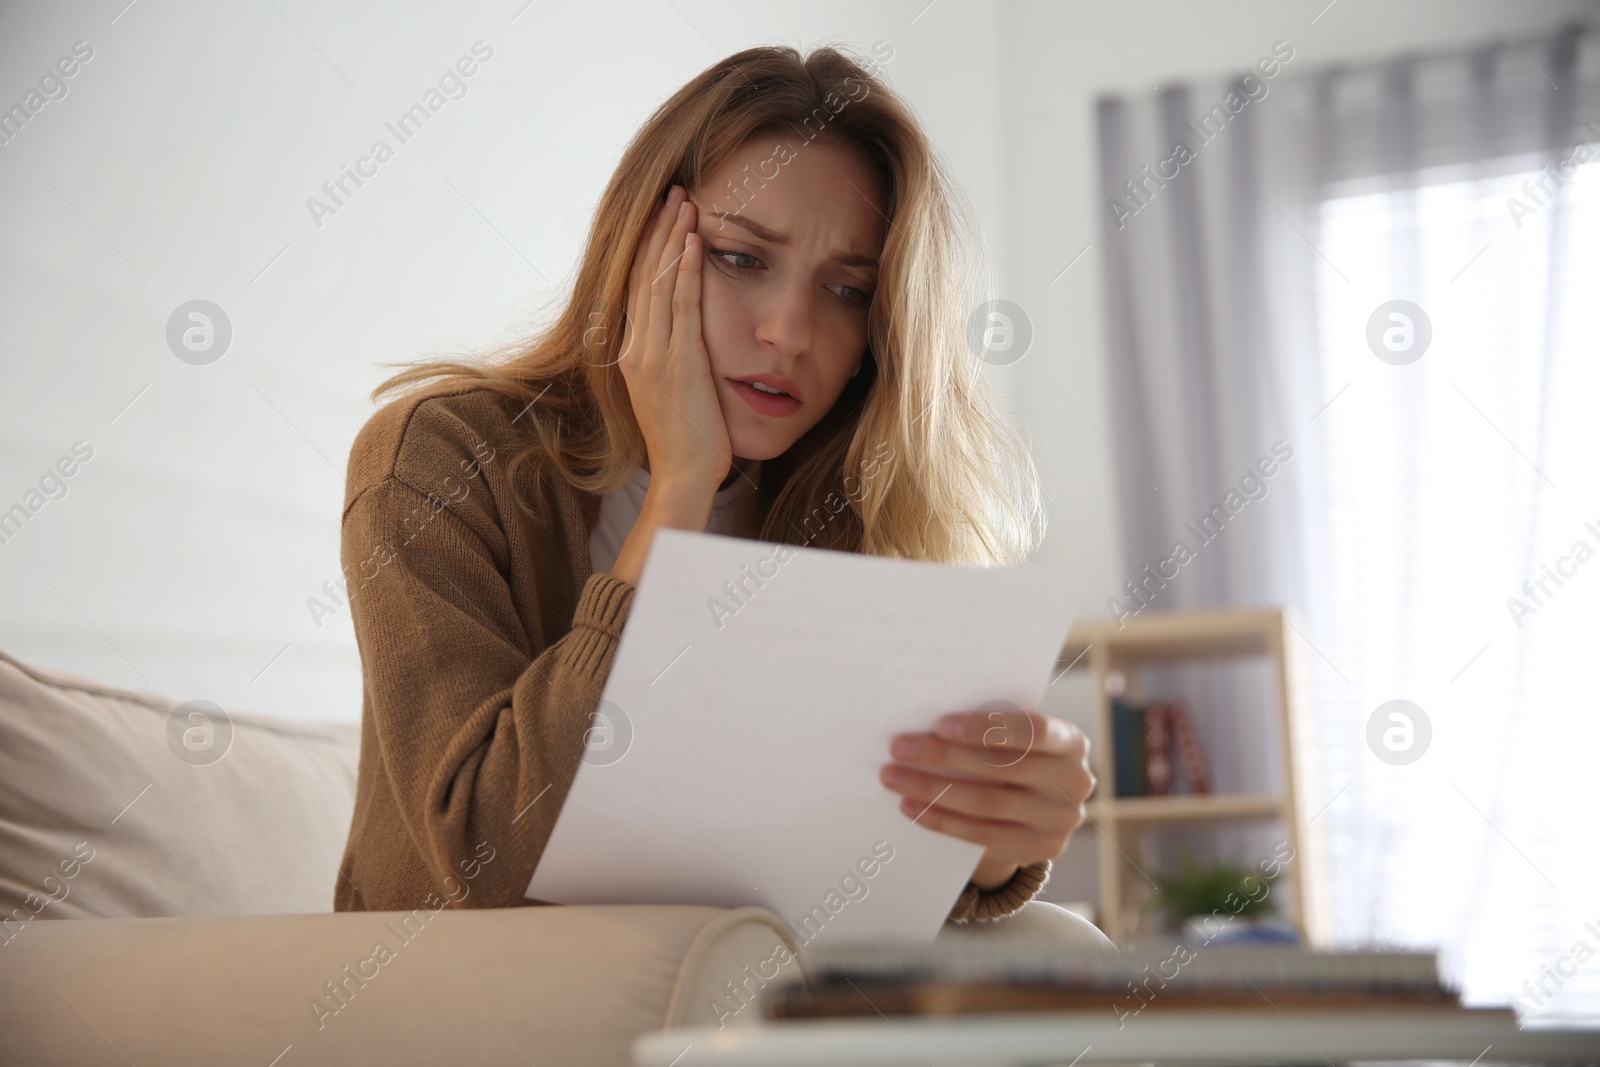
[526, 529, 1077, 946]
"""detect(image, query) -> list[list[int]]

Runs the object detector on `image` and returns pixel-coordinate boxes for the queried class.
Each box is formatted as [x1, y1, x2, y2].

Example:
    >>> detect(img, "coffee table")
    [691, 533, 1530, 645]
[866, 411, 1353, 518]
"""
[633, 1006, 1600, 1066]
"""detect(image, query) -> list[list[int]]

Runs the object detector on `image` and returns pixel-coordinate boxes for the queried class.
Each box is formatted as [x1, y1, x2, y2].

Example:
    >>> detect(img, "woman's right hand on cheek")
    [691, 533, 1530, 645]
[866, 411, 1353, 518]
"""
[617, 185, 731, 494]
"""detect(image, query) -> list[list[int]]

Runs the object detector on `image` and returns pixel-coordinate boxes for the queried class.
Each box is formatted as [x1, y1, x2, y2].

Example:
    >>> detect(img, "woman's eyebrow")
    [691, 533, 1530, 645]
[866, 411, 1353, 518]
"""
[711, 210, 879, 270]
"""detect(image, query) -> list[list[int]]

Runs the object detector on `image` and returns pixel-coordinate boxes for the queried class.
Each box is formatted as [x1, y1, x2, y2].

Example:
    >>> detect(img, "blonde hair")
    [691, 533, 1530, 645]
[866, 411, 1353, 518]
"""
[373, 43, 1043, 565]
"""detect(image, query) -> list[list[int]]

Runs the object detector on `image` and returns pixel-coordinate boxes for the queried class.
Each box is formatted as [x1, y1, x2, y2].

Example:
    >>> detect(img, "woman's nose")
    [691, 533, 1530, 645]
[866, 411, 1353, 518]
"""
[754, 284, 813, 357]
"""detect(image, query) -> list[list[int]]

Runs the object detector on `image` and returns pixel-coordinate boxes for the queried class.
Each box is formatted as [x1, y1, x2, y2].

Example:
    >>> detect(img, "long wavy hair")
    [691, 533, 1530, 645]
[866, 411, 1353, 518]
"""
[371, 43, 1044, 565]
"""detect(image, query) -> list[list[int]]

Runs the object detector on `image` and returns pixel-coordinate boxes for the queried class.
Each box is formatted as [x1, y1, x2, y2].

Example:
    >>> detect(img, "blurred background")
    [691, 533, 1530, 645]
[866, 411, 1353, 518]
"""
[3, 0, 1597, 1021]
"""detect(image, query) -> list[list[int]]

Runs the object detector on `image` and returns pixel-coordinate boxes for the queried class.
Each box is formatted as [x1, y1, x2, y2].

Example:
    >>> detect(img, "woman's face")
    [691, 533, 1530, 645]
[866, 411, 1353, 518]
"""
[688, 134, 888, 461]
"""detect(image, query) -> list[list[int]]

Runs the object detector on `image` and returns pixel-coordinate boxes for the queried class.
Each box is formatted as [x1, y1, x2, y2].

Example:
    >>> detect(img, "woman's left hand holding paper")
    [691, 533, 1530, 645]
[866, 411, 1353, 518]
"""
[880, 708, 1096, 888]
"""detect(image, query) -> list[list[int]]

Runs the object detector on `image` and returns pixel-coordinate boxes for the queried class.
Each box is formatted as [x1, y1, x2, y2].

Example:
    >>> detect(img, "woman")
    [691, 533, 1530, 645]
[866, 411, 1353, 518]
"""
[334, 44, 1096, 924]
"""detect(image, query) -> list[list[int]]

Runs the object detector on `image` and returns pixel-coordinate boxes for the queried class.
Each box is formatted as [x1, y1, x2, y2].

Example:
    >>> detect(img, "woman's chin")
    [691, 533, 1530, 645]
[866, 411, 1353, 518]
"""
[728, 436, 786, 463]
[726, 422, 792, 464]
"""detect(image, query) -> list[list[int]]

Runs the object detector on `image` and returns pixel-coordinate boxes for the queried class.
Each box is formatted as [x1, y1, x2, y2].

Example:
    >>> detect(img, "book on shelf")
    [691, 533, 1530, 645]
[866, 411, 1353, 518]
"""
[1112, 698, 1146, 797]
[1111, 698, 1211, 798]
[761, 941, 1490, 1022]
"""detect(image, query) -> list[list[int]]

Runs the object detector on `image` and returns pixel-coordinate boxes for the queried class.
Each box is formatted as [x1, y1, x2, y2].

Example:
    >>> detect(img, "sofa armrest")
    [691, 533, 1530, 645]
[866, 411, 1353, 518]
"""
[0, 904, 804, 1067]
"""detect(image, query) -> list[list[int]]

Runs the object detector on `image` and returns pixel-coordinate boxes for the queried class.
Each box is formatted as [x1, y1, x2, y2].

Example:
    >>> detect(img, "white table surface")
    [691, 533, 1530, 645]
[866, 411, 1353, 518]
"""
[633, 1007, 1600, 1066]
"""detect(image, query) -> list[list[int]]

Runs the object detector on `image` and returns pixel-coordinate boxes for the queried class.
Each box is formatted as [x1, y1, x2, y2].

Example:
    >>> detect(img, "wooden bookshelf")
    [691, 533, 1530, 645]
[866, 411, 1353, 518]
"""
[1055, 607, 1326, 945]
[1091, 793, 1283, 824]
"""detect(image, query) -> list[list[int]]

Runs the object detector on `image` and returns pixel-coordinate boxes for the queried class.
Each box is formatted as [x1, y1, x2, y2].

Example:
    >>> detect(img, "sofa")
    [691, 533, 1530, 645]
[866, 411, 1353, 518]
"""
[0, 648, 1115, 1066]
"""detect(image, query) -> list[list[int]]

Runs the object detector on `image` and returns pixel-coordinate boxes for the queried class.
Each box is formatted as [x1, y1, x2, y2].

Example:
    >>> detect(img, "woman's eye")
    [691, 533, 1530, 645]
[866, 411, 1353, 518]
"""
[709, 247, 871, 307]
[708, 248, 761, 272]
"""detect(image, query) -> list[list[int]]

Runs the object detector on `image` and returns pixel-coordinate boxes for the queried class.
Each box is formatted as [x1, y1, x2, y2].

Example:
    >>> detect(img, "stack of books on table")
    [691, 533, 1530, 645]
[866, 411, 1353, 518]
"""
[762, 939, 1507, 1023]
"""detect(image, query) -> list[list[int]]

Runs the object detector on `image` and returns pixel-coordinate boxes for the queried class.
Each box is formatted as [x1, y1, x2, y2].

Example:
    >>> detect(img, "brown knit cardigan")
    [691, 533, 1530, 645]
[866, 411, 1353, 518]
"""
[333, 385, 1050, 922]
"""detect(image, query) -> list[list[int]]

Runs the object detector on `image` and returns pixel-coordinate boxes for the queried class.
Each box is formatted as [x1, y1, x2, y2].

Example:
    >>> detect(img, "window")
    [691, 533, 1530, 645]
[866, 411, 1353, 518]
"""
[1308, 156, 1600, 1019]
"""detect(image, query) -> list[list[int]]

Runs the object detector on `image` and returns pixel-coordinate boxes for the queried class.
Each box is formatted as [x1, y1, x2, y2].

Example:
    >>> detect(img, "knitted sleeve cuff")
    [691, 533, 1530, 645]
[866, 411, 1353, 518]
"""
[946, 859, 1052, 923]
[558, 572, 637, 676]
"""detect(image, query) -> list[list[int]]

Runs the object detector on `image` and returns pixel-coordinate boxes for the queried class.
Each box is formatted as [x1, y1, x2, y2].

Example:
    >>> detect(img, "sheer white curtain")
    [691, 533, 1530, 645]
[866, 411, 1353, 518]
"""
[1096, 21, 1600, 1016]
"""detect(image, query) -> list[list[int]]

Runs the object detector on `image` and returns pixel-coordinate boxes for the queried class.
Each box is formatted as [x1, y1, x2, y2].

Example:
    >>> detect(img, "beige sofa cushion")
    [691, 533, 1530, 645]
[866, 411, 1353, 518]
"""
[0, 649, 359, 922]
[0, 903, 807, 1067]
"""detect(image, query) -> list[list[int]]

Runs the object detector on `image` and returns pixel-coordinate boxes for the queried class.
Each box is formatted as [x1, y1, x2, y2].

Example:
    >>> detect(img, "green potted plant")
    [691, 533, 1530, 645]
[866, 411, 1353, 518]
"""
[1148, 848, 1298, 945]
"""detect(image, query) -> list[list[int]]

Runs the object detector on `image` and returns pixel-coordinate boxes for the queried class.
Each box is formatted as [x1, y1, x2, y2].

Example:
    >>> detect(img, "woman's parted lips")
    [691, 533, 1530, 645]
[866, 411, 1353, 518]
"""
[727, 372, 803, 403]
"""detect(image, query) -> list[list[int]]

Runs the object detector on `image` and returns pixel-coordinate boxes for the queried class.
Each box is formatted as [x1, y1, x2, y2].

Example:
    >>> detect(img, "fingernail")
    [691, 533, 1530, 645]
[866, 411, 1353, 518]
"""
[892, 736, 918, 759]
[937, 716, 961, 739]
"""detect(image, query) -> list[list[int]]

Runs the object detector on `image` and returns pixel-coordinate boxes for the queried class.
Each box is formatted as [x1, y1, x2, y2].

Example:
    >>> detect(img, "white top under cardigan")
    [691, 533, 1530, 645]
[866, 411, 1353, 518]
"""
[587, 464, 761, 576]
